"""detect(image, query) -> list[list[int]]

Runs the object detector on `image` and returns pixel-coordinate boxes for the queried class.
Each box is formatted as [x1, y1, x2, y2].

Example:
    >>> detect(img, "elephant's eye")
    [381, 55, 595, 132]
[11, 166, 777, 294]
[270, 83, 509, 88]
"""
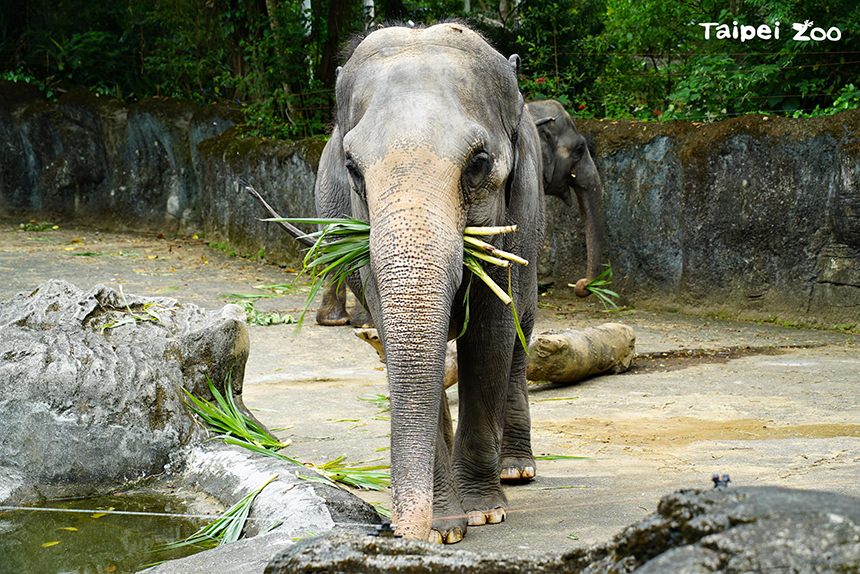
[462, 151, 492, 195]
[344, 154, 366, 201]
[569, 142, 585, 165]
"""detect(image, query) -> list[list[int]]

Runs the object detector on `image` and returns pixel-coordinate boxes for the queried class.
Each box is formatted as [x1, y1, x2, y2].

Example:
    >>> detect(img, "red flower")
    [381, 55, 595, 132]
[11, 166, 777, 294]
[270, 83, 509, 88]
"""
[578, 104, 586, 110]
[653, 110, 661, 114]
[535, 77, 547, 84]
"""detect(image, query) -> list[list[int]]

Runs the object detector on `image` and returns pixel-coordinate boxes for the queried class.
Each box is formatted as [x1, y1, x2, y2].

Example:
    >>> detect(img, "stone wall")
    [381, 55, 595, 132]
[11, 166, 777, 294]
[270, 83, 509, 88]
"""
[1, 81, 857, 326]
[559, 112, 860, 327]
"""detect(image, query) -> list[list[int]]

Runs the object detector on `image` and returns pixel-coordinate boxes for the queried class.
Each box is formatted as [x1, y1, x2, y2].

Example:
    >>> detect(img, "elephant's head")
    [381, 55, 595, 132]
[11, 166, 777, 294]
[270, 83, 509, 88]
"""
[330, 24, 542, 540]
[527, 99, 606, 298]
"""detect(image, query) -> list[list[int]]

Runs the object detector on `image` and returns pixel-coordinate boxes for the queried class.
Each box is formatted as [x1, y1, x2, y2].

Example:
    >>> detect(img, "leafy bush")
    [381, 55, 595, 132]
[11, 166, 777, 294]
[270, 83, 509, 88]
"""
[1, 0, 857, 129]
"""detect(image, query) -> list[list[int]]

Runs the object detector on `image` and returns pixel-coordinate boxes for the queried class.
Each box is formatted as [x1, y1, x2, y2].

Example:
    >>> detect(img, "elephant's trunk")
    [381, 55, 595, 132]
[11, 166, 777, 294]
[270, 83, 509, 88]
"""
[572, 155, 606, 298]
[364, 152, 464, 540]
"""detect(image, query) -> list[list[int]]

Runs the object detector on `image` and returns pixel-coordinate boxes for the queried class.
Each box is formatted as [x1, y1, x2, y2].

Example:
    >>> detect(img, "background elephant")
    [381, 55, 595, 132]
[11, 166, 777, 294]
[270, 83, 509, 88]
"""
[527, 99, 606, 297]
[314, 23, 545, 543]
[316, 98, 606, 326]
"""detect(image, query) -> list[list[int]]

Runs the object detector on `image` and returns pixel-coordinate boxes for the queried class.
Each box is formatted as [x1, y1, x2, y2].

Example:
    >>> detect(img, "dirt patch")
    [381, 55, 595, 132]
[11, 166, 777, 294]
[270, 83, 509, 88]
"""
[540, 416, 860, 450]
[624, 345, 801, 374]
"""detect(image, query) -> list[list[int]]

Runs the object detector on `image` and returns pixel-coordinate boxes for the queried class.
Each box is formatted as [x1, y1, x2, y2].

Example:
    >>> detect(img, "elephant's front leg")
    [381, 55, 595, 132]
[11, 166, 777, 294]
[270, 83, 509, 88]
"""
[501, 341, 536, 481]
[429, 390, 468, 543]
[453, 316, 515, 526]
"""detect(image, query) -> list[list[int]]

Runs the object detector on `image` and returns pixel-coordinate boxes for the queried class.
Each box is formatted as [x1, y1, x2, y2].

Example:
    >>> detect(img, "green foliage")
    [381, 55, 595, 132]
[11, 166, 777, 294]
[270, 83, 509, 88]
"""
[279, 218, 531, 351]
[18, 221, 56, 231]
[580, 264, 619, 310]
[182, 375, 291, 451]
[2, 0, 856, 127]
[477, 0, 858, 121]
[156, 474, 278, 551]
[359, 394, 391, 414]
[236, 300, 295, 326]
[587, 0, 860, 120]
[270, 217, 371, 331]
[183, 374, 390, 491]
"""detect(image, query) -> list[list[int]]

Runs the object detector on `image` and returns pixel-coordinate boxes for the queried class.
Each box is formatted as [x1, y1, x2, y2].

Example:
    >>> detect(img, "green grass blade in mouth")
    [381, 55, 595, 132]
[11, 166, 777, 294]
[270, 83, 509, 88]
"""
[463, 253, 512, 305]
[279, 218, 530, 349]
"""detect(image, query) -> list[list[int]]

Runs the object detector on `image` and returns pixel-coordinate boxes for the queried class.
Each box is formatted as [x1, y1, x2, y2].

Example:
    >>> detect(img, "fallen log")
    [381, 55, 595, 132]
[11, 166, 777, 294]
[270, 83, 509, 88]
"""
[526, 323, 635, 383]
[356, 322, 635, 386]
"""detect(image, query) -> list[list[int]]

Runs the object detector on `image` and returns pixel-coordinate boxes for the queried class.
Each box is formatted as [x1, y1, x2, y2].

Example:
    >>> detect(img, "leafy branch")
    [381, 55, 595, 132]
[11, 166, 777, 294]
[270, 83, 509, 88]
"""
[183, 375, 390, 491]
[572, 264, 620, 310]
[155, 475, 278, 552]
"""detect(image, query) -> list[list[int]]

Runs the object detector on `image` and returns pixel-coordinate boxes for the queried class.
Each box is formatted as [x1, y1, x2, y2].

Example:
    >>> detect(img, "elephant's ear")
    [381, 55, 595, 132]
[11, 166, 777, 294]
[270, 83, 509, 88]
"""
[504, 108, 545, 245]
[314, 124, 353, 221]
[532, 116, 557, 188]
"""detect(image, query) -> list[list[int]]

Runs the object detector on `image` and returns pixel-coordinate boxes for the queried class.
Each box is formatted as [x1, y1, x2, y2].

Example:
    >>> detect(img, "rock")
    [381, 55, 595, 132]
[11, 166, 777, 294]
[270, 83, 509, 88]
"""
[0, 83, 241, 235]
[195, 131, 324, 265]
[0, 279, 250, 503]
[526, 323, 635, 383]
[140, 442, 381, 574]
[265, 487, 860, 574]
[579, 487, 860, 573]
[0, 279, 382, 573]
[264, 531, 559, 574]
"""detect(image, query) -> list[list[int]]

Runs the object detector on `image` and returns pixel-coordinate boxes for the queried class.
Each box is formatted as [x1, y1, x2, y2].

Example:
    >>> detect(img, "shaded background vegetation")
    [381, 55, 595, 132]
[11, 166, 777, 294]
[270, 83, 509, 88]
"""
[1, 0, 858, 138]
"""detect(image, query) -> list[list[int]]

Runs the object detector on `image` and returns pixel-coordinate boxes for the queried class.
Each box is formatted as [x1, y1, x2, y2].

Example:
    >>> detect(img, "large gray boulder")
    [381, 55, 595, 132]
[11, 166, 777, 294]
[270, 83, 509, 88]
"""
[265, 487, 860, 573]
[0, 279, 382, 573]
[0, 279, 250, 503]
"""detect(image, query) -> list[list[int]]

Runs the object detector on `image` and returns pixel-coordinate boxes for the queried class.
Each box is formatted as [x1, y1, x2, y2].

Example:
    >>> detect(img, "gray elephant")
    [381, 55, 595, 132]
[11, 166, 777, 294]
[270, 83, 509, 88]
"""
[315, 98, 606, 325]
[314, 23, 544, 543]
[527, 99, 606, 296]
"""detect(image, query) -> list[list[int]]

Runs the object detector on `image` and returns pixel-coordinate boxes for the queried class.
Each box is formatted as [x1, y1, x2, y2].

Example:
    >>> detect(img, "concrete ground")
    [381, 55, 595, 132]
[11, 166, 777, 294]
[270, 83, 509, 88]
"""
[3, 220, 858, 557]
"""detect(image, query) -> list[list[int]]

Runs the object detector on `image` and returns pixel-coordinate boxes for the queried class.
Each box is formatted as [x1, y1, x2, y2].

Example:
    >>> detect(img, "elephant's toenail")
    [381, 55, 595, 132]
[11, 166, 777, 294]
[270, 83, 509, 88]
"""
[500, 468, 521, 480]
[487, 507, 506, 524]
[467, 511, 487, 526]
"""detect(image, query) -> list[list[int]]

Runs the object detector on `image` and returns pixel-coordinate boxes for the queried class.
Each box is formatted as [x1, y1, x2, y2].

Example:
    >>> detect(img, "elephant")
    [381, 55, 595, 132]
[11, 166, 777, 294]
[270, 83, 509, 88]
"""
[526, 99, 606, 296]
[313, 23, 545, 543]
[315, 98, 606, 325]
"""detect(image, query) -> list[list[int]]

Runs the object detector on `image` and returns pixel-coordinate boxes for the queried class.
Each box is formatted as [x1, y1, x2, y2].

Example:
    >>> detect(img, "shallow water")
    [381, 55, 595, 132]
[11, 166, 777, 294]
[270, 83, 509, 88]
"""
[0, 491, 211, 574]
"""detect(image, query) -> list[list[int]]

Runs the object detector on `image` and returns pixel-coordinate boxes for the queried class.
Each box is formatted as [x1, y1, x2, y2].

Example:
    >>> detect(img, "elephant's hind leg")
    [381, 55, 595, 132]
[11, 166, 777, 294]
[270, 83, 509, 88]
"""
[315, 283, 349, 326]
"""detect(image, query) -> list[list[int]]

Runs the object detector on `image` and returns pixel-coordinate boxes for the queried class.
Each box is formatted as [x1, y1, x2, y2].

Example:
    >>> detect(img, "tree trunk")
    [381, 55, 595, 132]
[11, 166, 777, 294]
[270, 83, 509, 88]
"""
[262, 0, 302, 130]
[317, 0, 352, 91]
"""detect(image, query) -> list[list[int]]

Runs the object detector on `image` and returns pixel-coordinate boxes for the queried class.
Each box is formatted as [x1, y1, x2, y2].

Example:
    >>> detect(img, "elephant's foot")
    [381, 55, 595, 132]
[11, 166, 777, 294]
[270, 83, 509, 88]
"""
[466, 506, 506, 526]
[316, 307, 349, 326]
[429, 517, 466, 544]
[315, 285, 349, 326]
[500, 455, 536, 482]
[428, 497, 468, 544]
[461, 489, 508, 527]
[349, 302, 374, 328]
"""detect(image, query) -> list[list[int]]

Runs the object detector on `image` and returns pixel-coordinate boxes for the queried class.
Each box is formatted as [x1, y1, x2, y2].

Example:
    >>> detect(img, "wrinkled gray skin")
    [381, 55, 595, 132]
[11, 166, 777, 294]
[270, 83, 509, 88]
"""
[314, 23, 545, 543]
[315, 98, 605, 324]
[527, 99, 606, 297]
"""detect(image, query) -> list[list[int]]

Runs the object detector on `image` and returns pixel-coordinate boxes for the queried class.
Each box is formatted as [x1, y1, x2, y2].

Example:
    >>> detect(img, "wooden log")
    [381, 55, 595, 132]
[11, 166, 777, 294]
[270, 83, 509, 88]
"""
[356, 323, 635, 387]
[526, 323, 635, 383]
